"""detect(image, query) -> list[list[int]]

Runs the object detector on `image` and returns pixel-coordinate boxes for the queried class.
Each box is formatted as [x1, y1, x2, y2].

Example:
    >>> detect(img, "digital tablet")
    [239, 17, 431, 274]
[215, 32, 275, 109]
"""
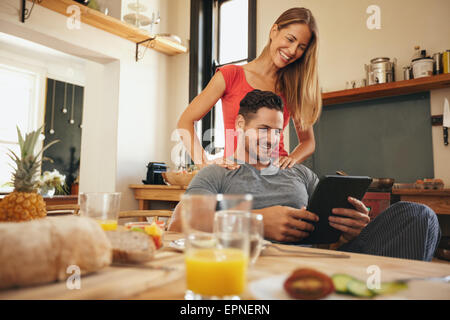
[297, 175, 373, 245]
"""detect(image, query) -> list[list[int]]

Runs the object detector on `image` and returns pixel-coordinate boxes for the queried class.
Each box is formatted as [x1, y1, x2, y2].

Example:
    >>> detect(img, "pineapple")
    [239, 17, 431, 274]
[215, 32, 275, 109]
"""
[0, 127, 58, 222]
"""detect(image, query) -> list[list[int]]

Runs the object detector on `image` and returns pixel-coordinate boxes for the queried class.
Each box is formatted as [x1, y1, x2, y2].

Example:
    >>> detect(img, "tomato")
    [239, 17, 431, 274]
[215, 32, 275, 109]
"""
[284, 268, 335, 300]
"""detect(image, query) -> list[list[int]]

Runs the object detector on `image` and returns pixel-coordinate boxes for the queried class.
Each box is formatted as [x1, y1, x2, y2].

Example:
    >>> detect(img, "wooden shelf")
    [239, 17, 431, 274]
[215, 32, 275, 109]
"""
[322, 73, 450, 106]
[33, 0, 187, 56]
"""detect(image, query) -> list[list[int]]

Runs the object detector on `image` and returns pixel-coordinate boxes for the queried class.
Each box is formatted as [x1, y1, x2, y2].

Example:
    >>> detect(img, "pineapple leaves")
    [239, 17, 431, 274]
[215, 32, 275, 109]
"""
[8, 126, 59, 192]
[16, 126, 24, 150]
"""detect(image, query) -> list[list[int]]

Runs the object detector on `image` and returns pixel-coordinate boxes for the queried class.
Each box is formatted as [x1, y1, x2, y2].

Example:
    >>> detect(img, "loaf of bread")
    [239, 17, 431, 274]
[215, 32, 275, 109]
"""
[0, 216, 112, 290]
[105, 230, 156, 263]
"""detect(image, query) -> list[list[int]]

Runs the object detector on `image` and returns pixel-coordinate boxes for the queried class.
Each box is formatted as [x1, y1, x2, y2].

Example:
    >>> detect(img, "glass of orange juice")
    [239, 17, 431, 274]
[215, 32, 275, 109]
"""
[79, 192, 121, 231]
[181, 194, 252, 300]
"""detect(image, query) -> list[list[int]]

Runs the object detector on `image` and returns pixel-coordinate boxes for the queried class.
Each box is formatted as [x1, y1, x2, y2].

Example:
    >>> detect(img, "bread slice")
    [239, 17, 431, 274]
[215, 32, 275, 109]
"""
[105, 230, 155, 263]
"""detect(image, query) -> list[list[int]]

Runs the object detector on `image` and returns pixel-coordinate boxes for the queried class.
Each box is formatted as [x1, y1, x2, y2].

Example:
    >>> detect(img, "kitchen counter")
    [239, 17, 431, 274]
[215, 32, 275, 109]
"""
[392, 189, 450, 215]
[0, 232, 449, 299]
[0, 195, 78, 206]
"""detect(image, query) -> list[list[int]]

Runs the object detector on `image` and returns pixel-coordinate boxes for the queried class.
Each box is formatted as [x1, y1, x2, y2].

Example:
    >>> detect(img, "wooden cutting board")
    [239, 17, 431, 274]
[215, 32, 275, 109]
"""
[0, 252, 185, 300]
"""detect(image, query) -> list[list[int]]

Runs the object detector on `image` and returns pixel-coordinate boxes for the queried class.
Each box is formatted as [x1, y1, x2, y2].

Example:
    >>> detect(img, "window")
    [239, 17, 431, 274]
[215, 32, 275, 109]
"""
[0, 64, 41, 192]
[189, 0, 256, 161]
[212, 0, 253, 156]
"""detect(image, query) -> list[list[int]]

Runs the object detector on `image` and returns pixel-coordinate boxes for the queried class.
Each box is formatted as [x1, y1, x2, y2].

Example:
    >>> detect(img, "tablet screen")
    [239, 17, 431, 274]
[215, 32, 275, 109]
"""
[297, 175, 372, 245]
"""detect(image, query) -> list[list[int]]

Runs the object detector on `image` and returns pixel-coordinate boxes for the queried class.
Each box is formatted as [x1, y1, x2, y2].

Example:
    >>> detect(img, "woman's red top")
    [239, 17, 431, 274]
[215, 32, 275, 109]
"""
[217, 64, 290, 158]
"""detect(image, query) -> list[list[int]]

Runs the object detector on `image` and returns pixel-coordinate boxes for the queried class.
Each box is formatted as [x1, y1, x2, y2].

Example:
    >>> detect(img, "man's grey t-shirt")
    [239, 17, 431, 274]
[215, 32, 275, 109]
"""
[185, 163, 319, 209]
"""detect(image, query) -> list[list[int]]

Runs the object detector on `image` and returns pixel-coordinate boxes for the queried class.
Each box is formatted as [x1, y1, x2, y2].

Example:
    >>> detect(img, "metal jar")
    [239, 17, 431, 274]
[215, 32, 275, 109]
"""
[365, 57, 396, 85]
[433, 52, 442, 74]
[443, 50, 450, 74]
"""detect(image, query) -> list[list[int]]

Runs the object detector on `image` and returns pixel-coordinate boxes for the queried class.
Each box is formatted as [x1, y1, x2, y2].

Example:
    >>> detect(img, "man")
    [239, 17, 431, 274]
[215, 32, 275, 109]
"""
[169, 89, 441, 261]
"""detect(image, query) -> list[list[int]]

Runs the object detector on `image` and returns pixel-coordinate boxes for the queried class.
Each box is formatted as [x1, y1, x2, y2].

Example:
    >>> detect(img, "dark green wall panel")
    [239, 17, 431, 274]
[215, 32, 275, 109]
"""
[42, 79, 84, 189]
[290, 92, 434, 182]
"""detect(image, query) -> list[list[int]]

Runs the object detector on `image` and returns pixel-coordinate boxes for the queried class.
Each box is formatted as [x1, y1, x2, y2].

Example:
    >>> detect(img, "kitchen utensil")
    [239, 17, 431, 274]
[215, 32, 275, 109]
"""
[433, 52, 442, 74]
[394, 275, 450, 283]
[123, 13, 151, 27]
[403, 66, 411, 80]
[412, 58, 434, 78]
[127, 2, 148, 12]
[365, 57, 396, 85]
[443, 50, 450, 74]
[393, 183, 416, 189]
[263, 243, 350, 258]
[443, 98, 449, 146]
[370, 178, 395, 189]
[170, 238, 350, 259]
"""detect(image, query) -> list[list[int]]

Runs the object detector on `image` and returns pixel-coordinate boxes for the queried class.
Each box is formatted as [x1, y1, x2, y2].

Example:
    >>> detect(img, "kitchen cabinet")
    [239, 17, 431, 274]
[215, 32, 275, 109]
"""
[392, 189, 450, 215]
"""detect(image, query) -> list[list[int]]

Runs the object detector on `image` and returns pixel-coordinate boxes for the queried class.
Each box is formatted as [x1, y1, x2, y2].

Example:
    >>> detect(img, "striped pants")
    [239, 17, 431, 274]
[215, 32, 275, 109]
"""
[338, 201, 441, 261]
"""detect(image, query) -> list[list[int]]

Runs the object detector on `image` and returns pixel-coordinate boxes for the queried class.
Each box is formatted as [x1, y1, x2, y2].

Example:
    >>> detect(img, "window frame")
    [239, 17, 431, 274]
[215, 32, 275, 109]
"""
[189, 0, 256, 159]
[0, 60, 46, 193]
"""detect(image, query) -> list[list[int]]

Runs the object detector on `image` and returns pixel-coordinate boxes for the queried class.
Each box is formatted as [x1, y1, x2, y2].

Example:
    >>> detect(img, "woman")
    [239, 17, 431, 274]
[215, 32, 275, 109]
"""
[177, 7, 322, 169]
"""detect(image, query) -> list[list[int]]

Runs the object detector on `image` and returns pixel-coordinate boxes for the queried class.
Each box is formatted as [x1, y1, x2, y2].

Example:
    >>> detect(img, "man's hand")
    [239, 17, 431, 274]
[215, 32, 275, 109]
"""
[329, 197, 370, 242]
[257, 206, 319, 242]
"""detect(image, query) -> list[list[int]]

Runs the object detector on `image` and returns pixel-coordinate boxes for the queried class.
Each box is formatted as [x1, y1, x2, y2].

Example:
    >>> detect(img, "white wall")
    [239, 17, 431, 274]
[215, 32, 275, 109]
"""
[165, 0, 191, 169]
[0, 0, 180, 209]
[257, 0, 450, 184]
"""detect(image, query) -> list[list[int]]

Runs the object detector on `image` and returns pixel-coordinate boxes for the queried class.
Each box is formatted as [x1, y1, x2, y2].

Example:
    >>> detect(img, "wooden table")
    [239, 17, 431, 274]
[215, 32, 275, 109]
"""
[129, 184, 186, 210]
[392, 189, 450, 215]
[1, 232, 449, 300]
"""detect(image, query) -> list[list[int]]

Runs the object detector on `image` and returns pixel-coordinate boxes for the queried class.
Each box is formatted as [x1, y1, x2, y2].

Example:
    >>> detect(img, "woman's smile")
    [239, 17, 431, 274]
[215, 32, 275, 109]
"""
[279, 50, 293, 63]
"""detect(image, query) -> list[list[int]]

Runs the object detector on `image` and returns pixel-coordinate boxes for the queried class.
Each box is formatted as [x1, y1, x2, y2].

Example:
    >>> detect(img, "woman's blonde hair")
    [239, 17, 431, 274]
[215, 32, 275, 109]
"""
[261, 7, 322, 130]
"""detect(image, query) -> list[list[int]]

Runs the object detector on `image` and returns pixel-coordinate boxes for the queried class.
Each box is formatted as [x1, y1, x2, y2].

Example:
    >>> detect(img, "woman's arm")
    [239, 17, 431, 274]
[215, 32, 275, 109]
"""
[277, 121, 316, 169]
[177, 72, 226, 166]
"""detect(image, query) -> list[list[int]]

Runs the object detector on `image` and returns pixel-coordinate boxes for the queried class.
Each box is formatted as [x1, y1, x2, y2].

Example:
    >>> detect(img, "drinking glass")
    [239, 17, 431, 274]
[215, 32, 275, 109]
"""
[79, 192, 121, 231]
[181, 194, 253, 300]
[249, 213, 264, 265]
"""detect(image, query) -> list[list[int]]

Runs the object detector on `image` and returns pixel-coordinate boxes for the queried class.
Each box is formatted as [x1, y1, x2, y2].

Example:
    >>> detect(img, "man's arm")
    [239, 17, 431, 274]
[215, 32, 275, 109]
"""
[169, 203, 320, 241]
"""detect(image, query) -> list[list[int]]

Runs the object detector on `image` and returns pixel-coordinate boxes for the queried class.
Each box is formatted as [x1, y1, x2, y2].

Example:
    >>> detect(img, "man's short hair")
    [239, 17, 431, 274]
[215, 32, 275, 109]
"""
[238, 89, 284, 121]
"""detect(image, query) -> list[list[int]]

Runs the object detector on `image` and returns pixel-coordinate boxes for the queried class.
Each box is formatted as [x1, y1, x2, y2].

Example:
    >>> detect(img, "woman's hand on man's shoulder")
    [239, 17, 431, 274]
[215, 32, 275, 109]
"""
[196, 158, 240, 170]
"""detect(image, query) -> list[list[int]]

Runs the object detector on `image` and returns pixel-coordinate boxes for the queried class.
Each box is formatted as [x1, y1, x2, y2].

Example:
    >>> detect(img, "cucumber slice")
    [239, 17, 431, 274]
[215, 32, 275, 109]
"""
[332, 274, 355, 294]
[347, 279, 375, 298]
[370, 281, 408, 295]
